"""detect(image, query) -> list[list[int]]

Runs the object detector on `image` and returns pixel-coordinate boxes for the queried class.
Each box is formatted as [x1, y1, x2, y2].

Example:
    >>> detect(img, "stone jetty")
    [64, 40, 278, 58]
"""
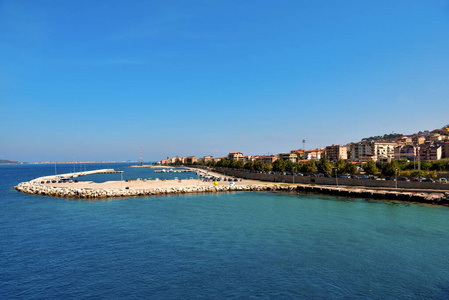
[13, 180, 449, 205]
[31, 168, 121, 184]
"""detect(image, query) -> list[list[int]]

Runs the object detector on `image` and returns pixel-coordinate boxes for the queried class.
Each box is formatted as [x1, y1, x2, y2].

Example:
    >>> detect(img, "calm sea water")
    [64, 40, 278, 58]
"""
[1, 164, 449, 299]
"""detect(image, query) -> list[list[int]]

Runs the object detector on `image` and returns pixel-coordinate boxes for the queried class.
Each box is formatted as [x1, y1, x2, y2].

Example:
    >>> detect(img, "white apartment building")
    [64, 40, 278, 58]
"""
[351, 141, 397, 162]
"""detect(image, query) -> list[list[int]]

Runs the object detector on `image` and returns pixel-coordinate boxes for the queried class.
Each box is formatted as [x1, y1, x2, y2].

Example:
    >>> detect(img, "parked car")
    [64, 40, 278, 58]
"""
[437, 178, 448, 183]
[398, 177, 409, 181]
[351, 175, 360, 179]
[361, 176, 369, 179]
[316, 173, 324, 177]
[339, 175, 350, 179]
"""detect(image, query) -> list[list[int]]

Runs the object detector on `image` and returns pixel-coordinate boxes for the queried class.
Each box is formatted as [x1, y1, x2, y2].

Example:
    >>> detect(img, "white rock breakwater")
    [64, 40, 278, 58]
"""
[13, 180, 449, 205]
[14, 182, 282, 198]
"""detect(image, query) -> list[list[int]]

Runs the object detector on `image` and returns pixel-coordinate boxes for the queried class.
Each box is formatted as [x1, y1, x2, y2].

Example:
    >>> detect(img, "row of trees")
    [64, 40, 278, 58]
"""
[205, 158, 358, 175]
[384, 160, 449, 171]
[173, 158, 449, 178]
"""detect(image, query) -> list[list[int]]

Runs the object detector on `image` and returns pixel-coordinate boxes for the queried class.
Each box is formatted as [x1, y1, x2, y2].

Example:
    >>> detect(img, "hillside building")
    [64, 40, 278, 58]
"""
[325, 144, 347, 161]
[351, 141, 397, 162]
[278, 153, 298, 162]
[227, 152, 244, 161]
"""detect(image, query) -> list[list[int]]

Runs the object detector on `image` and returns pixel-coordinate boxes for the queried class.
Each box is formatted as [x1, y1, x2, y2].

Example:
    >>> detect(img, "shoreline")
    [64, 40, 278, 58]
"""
[13, 168, 449, 205]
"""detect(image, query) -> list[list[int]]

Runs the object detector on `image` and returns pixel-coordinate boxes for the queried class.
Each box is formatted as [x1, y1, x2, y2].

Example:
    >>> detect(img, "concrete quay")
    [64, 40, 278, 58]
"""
[31, 169, 122, 184]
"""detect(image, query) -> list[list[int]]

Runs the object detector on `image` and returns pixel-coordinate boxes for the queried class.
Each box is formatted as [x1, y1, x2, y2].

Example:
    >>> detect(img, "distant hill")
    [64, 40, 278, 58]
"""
[0, 159, 21, 164]
[431, 124, 449, 136]
[360, 123, 449, 142]
[361, 133, 403, 142]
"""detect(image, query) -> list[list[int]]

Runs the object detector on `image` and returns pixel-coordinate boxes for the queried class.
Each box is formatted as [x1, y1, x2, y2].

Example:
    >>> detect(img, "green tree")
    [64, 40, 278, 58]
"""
[411, 170, 424, 177]
[217, 158, 229, 168]
[402, 161, 414, 170]
[272, 159, 286, 172]
[400, 170, 411, 177]
[420, 161, 431, 170]
[254, 160, 263, 171]
[427, 170, 437, 178]
[301, 160, 317, 173]
[334, 159, 347, 174]
[431, 161, 445, 171]
[295, 162, 304, 173]
[285, 160, 295, 173]
[316, 158, 332, 175]
[344, 162, 357, 175]
[262, 163, 272, 172]
[235, 160, 244, 169]
[363, 160, 378, 175]
[229, 159, 238, 169]
[244, 161, 254, 170]
[381, 161, 400, 177]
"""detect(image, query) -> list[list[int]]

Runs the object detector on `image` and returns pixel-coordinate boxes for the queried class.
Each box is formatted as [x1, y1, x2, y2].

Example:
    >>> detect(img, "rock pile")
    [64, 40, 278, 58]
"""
[14, 182, 291, 199]
[14, 181, 449, 205]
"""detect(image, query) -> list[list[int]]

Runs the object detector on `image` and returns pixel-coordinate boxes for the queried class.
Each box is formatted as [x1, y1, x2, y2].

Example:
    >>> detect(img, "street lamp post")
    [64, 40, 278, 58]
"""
[293, 166, 295, 185]
[335, 167, 339, 187]
[395, 168, 398, 189]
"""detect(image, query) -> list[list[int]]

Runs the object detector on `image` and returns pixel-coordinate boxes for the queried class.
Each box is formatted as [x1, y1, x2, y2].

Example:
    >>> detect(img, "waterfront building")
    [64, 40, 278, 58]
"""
[444, 141, 449, 158]
[201, 155, 214, 163]
[254, 155, 278, 164]
[290, 149, 304, 159]
[396, 136, 413, 145]
[350, 141, 397, 162]
[278, 153, 298, 162]
[394, 145, 417, 161]
[182, 156, 198, 164]
[244, 155, 253, 162]
[227, 152, 244, 161]
[325, 144, 347, 161]
[419, 144, 442, 161]
[304, 148, 325, 161]
[427, 133, 444, 142]
[169, 156, 181, 164]
[412, 136, 426, 145]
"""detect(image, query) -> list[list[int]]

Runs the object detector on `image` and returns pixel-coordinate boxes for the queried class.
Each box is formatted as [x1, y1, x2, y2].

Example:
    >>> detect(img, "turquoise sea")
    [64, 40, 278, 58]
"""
[1, 163, 449, 299]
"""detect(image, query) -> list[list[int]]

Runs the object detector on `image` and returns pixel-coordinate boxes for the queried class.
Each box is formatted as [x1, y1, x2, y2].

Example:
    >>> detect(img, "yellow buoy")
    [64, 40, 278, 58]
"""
[214, 181, 218, 186]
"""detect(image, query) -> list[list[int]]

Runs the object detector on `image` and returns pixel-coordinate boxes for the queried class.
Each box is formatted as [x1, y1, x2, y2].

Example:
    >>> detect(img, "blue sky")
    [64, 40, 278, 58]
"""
[1, 0, 449, 162]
